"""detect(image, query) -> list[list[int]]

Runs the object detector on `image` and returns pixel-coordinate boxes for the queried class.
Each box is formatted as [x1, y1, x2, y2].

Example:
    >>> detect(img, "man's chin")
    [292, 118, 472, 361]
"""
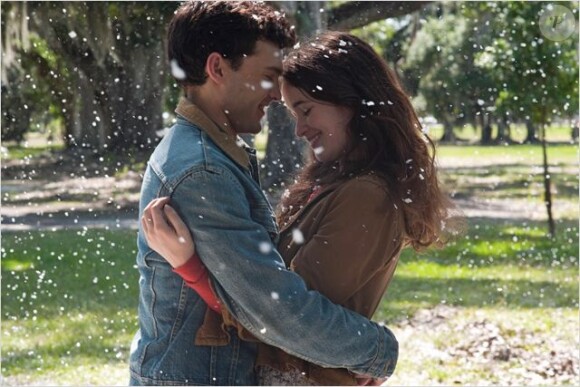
[236, 125, 262, 135]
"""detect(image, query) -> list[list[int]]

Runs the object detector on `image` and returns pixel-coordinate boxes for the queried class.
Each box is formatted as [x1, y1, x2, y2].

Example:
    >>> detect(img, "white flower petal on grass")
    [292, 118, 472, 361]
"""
[170, 59, 187, 80]
[292, 228, 305, 244]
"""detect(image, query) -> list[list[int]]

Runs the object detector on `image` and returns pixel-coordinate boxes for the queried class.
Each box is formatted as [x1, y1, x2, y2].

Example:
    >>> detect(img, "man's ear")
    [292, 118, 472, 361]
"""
[205, 52, 228, 84]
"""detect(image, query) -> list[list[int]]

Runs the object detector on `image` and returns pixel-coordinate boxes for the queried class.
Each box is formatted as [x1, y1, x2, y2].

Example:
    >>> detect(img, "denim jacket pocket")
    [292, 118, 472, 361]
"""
[194, 309, 230, 346]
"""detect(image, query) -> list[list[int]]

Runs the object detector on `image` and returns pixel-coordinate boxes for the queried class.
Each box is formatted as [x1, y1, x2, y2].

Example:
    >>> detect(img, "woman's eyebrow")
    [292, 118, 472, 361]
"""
[292, 100, 307, 109]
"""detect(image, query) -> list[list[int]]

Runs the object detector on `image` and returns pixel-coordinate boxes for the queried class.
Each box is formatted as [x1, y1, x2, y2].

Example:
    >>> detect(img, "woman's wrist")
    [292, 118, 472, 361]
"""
[168, 252, 194, 269]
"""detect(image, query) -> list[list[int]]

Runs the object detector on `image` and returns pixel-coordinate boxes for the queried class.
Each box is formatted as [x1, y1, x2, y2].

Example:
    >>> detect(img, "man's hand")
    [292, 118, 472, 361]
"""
[141, 197, 195, 268]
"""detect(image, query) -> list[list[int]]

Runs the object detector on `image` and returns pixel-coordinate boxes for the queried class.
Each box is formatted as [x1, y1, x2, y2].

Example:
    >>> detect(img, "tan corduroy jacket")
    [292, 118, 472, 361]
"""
[202, 174, 404, 385]
[256, 174, 404, 385]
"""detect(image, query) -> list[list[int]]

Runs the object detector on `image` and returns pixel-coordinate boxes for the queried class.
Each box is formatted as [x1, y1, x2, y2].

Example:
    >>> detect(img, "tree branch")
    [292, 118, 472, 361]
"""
[327, 1, 430, 31]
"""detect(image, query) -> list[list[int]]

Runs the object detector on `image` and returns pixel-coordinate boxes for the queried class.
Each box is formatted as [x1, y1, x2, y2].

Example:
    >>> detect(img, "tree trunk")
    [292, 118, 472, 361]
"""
[28, 2, 171, 154]
[496, 115, 511, 144]
[326, 1, 430, 30]
[262, 102, 304, 192]
[438, 119, 456, 143]
[99, 37, 165, 153]
[261, 1, 323, 191]
[571, 119, 579, 143]
[540, 123, 555, 237]
[480, 111, 494, 144]
[1, 68, 30, 144]
[524, 119, 539, 143]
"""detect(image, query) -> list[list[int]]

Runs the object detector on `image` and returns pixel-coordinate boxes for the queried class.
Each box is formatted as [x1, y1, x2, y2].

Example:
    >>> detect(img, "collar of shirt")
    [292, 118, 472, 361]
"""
[175, 97, 252, 172]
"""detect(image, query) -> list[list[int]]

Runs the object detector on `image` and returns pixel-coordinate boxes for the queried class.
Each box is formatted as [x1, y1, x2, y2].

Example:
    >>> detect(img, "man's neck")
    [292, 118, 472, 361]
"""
[185, 88, 235, 136]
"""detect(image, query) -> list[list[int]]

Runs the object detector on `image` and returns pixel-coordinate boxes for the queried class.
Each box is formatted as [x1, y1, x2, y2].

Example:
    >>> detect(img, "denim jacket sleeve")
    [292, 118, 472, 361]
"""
[169, 165, 398, 378]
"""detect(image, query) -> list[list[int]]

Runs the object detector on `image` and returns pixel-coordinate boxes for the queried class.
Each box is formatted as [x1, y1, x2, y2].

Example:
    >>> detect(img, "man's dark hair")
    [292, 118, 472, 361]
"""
[167, 1, 296, 86]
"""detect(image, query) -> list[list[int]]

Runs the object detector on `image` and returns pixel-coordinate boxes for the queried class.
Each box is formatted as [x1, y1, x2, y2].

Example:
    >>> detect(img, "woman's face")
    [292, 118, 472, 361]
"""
[281, 81, 353, 163]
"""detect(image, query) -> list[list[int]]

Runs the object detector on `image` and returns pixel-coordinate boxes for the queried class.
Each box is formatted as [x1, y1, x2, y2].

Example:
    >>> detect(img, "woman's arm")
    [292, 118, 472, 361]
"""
[141, 197, 221, 312]
[173, 256, 221, 312]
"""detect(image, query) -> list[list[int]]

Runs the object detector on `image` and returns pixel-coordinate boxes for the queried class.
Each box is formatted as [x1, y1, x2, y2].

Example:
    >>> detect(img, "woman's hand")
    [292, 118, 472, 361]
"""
[141, 197, 195, 268]
[355, 376, 387, 386]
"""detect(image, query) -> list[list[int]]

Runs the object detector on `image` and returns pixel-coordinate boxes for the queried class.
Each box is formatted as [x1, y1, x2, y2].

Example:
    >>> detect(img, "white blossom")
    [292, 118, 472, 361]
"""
[170, 59, 187, 80]
[292, 228, 304, 244]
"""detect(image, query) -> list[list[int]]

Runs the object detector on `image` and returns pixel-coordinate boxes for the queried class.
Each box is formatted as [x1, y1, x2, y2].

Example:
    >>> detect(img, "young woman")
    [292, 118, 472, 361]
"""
[142, 31, 456, 386]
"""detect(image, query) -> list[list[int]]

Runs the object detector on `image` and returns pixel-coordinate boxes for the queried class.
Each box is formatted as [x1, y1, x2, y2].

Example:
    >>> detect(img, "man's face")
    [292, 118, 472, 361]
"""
[221, 40, 283, 134]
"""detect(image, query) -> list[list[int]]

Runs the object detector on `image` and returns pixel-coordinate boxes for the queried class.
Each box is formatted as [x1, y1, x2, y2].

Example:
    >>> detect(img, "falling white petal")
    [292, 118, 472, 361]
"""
[259, 242, 272, 254]
[292, 228, 304, 244]
[170, 59, 187, 80]
[261, 80, 274, 90]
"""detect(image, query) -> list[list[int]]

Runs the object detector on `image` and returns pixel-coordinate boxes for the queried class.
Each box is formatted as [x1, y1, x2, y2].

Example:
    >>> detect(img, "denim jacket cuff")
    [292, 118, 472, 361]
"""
[364, 326, 398, 378]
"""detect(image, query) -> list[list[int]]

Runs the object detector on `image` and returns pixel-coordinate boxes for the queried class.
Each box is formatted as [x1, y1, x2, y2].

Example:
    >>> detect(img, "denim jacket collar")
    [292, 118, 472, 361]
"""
[175, 97, 251, 171]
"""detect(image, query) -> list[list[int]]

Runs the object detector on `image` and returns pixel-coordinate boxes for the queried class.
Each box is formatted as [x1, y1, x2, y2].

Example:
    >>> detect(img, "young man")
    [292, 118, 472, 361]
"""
[129, 2, 398, 385]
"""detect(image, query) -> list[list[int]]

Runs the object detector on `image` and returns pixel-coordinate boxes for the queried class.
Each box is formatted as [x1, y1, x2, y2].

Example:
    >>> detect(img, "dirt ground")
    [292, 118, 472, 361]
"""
[1, 149, 575, 231]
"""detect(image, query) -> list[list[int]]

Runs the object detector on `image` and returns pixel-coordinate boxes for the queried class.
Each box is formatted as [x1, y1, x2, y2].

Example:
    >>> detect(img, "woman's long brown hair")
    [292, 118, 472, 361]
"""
[277, 31, 457, 251]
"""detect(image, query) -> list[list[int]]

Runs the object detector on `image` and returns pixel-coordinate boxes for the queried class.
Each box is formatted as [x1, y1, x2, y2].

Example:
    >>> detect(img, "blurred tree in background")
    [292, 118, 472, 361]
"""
[2, 1, 175, 153]
[2, 1, 578, 189]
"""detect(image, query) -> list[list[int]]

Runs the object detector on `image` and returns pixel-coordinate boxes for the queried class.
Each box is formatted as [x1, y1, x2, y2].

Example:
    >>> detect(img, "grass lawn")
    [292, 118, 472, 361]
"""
[1, 140, 578, 384]
[1, 230, 139, 385]
[426, 123, 577, 144]
[2, 217, 578, 385]
[436, 143, 578, 168]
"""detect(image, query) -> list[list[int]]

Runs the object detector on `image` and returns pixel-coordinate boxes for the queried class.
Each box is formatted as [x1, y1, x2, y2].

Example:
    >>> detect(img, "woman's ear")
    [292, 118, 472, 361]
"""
[205, 52, 227, 84]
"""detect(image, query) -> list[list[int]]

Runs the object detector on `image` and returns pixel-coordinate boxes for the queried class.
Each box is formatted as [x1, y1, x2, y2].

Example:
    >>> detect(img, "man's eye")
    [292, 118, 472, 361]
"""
[303, 108, 312, 117]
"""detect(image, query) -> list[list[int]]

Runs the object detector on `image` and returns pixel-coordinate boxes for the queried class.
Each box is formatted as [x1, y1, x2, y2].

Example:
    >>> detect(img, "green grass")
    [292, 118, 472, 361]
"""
[1, 229, 139, 384]
[1, 218, 578, 384]
[376, 218, 579, 323]
[427, 123, 577, 143]
[1, 144, 64, 160]
[437, 143, 578, 165]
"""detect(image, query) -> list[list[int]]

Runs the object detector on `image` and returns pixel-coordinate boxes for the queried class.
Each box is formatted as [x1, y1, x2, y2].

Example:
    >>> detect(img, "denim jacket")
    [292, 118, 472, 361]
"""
[129, 98, 398, 385]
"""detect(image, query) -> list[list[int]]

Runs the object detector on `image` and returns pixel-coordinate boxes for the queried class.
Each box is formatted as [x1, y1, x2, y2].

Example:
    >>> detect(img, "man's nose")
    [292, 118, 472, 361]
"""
[269, 80, 282, 101]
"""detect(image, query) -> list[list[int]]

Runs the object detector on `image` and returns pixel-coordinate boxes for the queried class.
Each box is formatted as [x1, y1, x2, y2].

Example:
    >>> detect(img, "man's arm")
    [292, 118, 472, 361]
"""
[171, 167, 398, 378]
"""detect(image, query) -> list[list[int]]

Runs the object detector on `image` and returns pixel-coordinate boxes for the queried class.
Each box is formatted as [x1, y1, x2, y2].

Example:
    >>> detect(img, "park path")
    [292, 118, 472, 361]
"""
[1, 174, 574, 231]
[2, 153, 577, 231]
[1, 177, 576, 231]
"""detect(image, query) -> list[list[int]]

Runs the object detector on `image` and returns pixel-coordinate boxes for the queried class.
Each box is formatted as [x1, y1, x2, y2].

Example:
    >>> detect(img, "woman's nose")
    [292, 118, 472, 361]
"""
[294, 118, 307, 138]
